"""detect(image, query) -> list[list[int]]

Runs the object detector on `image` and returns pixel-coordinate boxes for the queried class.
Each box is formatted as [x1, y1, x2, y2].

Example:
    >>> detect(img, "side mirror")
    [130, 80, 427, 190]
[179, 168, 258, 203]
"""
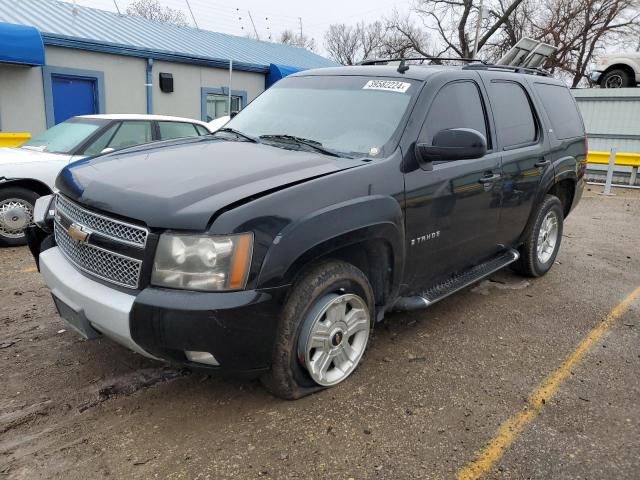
[230, 111, 239, 119]
[416, 128, 487, 162]
[100, 147, 115, 154]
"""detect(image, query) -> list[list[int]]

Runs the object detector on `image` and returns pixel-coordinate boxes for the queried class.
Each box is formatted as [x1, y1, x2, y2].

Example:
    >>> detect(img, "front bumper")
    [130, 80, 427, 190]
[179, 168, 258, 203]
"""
[39, 246, 286, 374]
[589, 71, 603, 83]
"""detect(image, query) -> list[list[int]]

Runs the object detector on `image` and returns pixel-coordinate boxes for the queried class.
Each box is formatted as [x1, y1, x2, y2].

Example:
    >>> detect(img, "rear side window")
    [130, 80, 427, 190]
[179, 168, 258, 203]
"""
[420, 81, 489, 147]
[489, 81, 537, 148]
[158, 121, 199, 140]
[534, 83, 584, 139]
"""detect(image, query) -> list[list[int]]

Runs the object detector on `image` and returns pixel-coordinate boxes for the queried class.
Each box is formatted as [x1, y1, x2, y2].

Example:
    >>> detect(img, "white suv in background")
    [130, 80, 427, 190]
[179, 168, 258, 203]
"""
[0, 114, 213, 246]
[590, 53, 640, 88]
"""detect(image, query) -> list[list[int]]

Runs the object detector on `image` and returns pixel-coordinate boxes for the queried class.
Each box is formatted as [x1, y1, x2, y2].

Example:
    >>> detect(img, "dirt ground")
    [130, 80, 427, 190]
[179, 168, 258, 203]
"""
[1, 186, 639, 480]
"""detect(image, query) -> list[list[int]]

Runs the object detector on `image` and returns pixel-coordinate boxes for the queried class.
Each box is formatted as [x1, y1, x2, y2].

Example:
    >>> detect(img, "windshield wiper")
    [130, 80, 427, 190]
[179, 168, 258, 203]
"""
[214, 127, 259, 143]
[259, 134, 344, 158]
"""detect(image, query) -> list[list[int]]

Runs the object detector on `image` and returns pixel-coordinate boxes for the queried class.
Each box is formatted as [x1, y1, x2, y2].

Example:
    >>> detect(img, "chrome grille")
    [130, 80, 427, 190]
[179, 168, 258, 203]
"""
[55, 194, 148, 247]
[53, 195, 146, 289]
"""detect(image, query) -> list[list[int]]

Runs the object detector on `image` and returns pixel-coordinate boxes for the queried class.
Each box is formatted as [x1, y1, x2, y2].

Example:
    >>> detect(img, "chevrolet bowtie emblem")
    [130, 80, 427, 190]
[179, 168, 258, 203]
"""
[67, 223, 90, 243]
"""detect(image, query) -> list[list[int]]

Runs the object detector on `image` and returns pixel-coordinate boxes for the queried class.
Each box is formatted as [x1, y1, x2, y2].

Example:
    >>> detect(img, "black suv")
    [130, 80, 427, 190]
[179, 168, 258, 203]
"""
[27, 61, 586, 399]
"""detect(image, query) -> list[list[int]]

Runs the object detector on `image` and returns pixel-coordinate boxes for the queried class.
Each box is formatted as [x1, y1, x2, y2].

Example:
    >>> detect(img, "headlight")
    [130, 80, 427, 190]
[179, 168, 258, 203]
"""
[151, 232, 253, 291]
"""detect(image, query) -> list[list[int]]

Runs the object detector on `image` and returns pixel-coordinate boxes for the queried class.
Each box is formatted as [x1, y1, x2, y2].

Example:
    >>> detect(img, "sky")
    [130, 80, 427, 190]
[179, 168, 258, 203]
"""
[68, 0, 412, 56]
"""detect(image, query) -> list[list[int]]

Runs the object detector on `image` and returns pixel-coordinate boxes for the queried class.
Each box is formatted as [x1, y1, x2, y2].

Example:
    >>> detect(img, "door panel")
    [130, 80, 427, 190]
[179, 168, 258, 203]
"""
[404, 155, 502, 290]
[480, 75, 550, 244]
[52, 75, 97, 124]
[402, 76, 503, 292]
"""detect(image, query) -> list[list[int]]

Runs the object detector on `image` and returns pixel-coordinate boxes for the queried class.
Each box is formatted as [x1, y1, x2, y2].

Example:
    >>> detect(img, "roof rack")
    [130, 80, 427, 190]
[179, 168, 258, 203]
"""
[461, 63, 552, 77]
[359, 56, 484, 73]
[359, 56, 481, 65]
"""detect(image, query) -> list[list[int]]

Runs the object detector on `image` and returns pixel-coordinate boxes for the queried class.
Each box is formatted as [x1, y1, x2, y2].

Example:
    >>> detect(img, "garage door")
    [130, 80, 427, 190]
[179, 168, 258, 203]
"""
[52, 74, 98, 124]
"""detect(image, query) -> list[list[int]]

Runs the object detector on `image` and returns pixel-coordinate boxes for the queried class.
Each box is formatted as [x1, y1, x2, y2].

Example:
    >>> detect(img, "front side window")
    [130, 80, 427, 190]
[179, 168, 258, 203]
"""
[420, 81, 489, 146]
[82, 122, 120, 156]
[158, 121, 199, 140]
[21, 118, 107, 154]
[489, 81, 537, 148]
[225, 75, 418, 157]
[107, 121, 153, 150]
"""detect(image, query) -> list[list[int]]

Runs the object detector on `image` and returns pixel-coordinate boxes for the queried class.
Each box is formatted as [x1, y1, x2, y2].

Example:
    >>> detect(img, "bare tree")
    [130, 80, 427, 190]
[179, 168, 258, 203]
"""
[279, 29, 316, 51]
[324, 18, 430, 65]
[126, 0, 188, 26]
[412, 0, 525, 58]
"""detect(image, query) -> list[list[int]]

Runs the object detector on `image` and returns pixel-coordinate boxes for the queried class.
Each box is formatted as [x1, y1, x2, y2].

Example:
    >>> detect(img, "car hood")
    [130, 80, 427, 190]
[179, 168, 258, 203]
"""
[0, 147, 71, 166]
[57, 137, 364, 230]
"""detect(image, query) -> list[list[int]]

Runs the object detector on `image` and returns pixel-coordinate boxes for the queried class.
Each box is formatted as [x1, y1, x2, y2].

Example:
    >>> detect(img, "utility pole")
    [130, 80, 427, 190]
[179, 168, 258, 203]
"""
[299, 17, 303, 39]
[185, 0, 199, 29]
[248, 11, 259, 40]
[112, 0, 121, 15]
[472, 0, 484, 59]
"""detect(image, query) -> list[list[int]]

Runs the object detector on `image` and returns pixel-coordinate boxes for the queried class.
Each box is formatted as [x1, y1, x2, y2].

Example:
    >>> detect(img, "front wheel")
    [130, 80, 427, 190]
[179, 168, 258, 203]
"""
[262, 260, 375, 400]
[0, 187, 40, 247]
[600, 68, 634, 88]
[512, 194, 564, 277]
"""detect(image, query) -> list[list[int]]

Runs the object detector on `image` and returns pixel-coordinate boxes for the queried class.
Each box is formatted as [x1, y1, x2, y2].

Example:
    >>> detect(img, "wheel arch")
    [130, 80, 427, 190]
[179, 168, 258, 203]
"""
[600, 63, 637, 86]
[257, 195, 405, 309]
[0, 178, 52, 197]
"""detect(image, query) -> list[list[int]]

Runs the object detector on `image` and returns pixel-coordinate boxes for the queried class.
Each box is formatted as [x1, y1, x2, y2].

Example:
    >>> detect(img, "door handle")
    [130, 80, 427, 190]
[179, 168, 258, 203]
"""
[535, 159, 551, 168]
[478, 173, 502, 184]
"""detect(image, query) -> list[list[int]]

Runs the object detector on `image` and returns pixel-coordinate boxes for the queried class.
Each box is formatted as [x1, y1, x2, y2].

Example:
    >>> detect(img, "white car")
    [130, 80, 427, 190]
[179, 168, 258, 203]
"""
[0, 114, 213, 246]
[208, 115, 231, 132]
[590, 53, 640, 88]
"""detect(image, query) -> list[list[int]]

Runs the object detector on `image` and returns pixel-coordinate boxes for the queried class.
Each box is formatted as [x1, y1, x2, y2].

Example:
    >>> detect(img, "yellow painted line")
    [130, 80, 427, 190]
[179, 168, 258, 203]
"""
[20, 266, 38, 273]
[457, 286, 640, 480]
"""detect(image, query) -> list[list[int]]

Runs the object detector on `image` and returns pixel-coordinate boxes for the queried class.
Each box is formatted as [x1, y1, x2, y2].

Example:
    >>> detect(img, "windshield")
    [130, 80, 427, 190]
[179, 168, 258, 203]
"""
[225, 76, 418, 157]
[21, 118, 107, 154]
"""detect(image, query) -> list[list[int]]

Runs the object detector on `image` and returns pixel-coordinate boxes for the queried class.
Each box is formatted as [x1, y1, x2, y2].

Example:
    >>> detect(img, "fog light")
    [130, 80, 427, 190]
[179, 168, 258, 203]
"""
[185, 351, 219, 366]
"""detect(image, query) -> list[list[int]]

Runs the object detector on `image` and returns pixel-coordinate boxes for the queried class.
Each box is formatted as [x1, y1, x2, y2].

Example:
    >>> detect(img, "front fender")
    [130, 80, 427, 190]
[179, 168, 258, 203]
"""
[257, 195, 404, 291]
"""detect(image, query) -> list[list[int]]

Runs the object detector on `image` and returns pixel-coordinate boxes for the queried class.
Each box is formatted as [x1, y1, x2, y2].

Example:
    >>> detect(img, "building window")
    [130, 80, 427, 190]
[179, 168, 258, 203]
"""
[201, 87, 247, 122]
[206, 94, 241, 121]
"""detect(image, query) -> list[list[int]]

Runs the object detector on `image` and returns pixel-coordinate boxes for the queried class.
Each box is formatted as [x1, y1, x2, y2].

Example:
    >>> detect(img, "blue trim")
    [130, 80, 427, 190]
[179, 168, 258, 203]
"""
[200, 87, 248, 122]
[146, 58, 153, 114]
[42, 66, 106, 128]
[0, 22, 45, 66]
[266, 63, 306, 89]
[42, 34, 270, 74]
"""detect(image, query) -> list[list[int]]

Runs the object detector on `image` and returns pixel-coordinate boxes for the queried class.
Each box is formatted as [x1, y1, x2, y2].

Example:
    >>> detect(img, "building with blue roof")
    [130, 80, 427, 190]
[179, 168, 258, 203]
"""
[0, 0, 336, 135]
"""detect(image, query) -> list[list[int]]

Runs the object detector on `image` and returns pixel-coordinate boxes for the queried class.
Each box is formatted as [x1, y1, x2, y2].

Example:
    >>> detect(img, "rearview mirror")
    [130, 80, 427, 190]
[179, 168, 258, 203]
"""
[416, 128, 487, 162]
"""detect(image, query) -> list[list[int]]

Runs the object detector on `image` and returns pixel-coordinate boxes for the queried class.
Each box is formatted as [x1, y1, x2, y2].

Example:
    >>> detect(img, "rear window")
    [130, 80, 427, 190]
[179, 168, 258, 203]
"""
[534, 83, 585, 139]
[489, 81, 537, 149]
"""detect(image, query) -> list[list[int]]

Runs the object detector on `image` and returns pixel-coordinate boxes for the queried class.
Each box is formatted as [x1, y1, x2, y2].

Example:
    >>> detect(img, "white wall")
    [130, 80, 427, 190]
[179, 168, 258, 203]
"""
[0, 64, 46, 134]
[0, 46, 266, 135]
[152, 60, 265, 120]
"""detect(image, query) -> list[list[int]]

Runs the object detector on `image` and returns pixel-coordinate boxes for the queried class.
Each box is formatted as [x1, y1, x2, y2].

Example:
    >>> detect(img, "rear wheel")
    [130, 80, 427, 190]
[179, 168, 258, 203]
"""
[0, 187, 39, 247]
[512, 194, 564, 277]
[600, 68, 634, 88]
[262, 260, 374, 400]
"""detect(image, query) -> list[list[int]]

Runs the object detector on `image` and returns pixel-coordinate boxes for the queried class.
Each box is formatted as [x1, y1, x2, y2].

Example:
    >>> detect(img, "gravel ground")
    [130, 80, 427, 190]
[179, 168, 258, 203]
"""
[0, 186, 638, 480]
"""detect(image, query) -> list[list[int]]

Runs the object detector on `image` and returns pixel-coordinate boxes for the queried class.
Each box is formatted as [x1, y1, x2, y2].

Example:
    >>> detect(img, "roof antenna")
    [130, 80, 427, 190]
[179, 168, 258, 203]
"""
[397, 59, 409, 74]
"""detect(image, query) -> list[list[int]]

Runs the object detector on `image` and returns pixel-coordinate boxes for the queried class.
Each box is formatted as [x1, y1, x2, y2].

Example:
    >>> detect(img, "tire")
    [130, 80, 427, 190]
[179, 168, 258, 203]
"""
[600, 68, 634, 88]
[0, 187, 40, 247]
[512, 194, 563, 278]
[261, 260, 375, 400]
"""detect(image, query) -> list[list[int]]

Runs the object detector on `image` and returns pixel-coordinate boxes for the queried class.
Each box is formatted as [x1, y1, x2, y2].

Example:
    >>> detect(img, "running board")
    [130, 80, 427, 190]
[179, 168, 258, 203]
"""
[393, 249, 520, 312]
